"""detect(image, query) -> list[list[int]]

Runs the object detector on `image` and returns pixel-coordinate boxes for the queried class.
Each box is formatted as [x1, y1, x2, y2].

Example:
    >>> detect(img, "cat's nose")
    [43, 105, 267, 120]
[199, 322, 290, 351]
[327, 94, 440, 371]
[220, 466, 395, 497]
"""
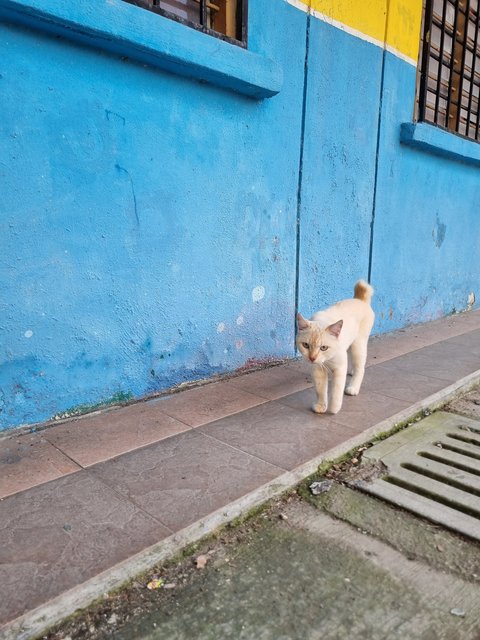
[309, 355, 316, 362]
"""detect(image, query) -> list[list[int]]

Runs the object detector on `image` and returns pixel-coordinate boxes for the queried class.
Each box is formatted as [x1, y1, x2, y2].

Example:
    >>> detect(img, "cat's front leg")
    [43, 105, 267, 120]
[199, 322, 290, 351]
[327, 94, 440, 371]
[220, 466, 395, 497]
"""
[312, 365, 328, 413]
[328, 358, 347, 414]
[345, 338, 368, 396]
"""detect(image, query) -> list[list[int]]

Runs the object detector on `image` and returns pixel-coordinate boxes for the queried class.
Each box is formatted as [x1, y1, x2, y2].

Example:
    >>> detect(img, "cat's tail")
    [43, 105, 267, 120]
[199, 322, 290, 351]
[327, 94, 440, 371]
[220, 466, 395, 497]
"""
[354, 280, 374, 305]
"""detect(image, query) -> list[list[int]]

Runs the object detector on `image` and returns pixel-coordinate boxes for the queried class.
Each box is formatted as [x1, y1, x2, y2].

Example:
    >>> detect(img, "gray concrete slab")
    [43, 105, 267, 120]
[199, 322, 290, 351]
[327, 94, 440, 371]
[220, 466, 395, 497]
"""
[313, 483, 480, 580]
[44, 499, 480, 640]
[0, 472, 170, 626]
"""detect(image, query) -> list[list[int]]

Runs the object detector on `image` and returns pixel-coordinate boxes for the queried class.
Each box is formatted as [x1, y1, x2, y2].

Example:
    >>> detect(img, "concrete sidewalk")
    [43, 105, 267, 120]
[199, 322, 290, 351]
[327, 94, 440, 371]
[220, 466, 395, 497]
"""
[2, 310, 480, 640]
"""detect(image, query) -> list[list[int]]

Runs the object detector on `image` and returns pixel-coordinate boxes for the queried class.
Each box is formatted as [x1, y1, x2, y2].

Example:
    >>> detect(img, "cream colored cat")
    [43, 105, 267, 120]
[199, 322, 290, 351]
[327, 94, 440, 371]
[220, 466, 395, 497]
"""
[296, 280, 374, 414]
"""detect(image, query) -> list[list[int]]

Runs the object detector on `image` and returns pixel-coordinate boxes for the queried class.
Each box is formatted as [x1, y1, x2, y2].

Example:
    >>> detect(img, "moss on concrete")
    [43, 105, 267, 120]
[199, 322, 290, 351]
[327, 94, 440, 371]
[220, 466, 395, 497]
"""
[51, 391, 134, 421]
[313, 483, 480, 582]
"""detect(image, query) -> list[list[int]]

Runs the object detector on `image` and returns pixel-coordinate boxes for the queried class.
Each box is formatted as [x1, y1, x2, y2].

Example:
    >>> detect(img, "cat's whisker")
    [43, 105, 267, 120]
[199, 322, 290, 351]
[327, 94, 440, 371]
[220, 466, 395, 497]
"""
[318, 362, 332, 375]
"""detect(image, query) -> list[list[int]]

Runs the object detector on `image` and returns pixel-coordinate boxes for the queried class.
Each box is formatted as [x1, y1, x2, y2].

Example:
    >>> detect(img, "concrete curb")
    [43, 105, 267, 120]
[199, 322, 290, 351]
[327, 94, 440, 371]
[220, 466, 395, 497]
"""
[3, 369, 480, 640]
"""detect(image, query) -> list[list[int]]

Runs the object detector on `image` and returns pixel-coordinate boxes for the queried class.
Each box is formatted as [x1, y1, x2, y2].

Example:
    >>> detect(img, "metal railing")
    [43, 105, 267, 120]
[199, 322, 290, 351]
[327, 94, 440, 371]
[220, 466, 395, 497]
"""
[418, 0, 480, 141]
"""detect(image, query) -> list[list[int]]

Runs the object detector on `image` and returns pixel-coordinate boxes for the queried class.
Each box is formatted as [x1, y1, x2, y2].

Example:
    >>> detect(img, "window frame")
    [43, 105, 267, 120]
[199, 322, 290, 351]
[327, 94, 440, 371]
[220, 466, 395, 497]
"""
[417, 0, 480, 143]
[122, 0, 248, 48]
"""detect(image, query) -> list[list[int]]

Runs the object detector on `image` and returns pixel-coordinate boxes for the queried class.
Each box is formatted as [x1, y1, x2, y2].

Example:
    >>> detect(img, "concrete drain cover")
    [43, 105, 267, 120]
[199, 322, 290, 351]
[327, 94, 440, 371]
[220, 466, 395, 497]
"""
[352, 411, 480, 541]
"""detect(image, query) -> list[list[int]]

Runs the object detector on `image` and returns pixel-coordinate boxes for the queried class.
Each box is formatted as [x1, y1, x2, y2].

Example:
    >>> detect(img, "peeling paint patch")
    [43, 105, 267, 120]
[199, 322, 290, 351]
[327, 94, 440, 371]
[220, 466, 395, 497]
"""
[24, 330, 33, 338]
[235, 339, 244, 349]
[467, 292, 475, 311]
[217, 322, 225, 333]
[252, 285, 265, 302]
[236, 315, 244, 326]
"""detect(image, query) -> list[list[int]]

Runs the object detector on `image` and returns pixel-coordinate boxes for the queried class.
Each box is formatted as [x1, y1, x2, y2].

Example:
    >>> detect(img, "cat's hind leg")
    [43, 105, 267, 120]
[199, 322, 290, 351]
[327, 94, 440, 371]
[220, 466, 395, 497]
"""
[345, 338, 367, 396]
[312, 365, 328, 413]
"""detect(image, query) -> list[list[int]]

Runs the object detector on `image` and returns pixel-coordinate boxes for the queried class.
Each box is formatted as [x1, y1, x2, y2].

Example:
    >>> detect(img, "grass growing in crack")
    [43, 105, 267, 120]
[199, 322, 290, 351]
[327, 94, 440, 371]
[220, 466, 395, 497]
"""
[51, 392, 134, 421]
[370, 410, 427, 444]
[296, 408, 438, 505]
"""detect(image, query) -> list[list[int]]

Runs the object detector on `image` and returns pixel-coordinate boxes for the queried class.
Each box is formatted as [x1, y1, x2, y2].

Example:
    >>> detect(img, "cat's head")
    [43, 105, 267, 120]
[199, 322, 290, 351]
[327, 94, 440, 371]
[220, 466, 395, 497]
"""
[296, 313, 343, 364]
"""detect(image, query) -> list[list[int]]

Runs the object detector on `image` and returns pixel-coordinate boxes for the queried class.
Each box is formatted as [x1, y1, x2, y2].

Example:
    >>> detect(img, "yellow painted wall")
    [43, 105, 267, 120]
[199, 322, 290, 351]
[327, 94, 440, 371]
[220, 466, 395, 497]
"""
[297, 0, 423, 63]
[386, 0, 423, 61]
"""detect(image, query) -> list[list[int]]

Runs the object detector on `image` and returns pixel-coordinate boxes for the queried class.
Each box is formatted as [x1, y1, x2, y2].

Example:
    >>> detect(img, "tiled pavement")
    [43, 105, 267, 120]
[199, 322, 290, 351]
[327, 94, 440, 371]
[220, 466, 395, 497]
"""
[1, 310, 480, 639]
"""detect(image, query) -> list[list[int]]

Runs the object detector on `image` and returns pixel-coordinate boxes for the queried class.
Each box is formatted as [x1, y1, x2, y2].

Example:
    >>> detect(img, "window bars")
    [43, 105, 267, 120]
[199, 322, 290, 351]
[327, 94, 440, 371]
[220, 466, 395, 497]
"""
[418, 0, 480, 141]
[123, 0, 247, 46]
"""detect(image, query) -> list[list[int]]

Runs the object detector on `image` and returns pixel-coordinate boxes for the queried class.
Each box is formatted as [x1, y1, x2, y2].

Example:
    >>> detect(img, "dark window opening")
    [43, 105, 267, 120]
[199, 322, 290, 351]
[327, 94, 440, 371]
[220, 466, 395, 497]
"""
[417, 0, 480, 141]
[123, 0, 247, 47]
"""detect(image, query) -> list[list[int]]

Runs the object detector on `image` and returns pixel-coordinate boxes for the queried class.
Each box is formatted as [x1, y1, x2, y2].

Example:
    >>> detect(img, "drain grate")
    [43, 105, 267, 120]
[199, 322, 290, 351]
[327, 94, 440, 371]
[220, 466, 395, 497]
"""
[352, 412, 480, 541]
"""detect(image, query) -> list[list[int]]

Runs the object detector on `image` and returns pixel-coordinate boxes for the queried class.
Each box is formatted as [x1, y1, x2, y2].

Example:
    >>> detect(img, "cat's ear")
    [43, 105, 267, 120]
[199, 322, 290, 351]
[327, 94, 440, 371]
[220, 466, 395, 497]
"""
[296, 313, 310, 330]
[327, 319, 343, 338]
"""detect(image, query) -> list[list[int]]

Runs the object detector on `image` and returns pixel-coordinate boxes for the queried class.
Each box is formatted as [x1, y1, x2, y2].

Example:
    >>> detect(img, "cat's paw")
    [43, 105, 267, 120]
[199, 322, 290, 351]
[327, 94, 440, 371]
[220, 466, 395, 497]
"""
[312, 402, 327, 414]
[345, 384, 359, 396]
[327, 403, 342, 414]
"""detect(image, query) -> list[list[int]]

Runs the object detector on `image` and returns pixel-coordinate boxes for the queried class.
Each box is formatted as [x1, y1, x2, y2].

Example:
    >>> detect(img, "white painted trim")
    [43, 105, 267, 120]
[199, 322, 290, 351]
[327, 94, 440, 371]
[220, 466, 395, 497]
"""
[385, 44, 417, 67]
[310, 6, 385, 49]
[284, 0, 417, 67]
[284, 0, 309, 13]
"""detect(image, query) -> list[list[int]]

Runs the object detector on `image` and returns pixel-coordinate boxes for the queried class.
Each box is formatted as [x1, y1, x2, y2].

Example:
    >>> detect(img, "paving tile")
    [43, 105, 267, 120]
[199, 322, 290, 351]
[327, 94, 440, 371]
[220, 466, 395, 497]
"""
[401, 316, 468, 343]
[448, 309, 480, 330]
[367, 333, 429, 367]
[327, 391, 410, 432]
[390, 341, 480, 382]
[156, 380, 267, 427]
[91, 430, 282, 532]
[278, 387, 409, 434]
[0, 433, 80, 499]
[281, 357, 312, 375]
[43, 402, 190, 467]
[361, 362, 449, 403]
[0, 471, 169, 625]
[199, 402, 354, 470]
[228, 364, 312, 400]
[367, 311, 480, 367]
[443, 329, 480, 354]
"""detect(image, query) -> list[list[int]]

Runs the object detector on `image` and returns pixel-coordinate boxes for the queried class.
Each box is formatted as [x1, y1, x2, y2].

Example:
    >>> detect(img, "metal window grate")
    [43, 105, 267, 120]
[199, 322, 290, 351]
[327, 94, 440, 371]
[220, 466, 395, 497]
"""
[418, 0, 480, 141]
[122, 0, 247, 47]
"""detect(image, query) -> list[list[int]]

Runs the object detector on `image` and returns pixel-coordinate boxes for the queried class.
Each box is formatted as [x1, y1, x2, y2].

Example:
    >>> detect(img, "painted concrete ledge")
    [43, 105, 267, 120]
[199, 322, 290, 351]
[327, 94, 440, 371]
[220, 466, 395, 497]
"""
[0, 0, 282, 99]
[4, 367, 480, 640]
[400, 122, 480, 167]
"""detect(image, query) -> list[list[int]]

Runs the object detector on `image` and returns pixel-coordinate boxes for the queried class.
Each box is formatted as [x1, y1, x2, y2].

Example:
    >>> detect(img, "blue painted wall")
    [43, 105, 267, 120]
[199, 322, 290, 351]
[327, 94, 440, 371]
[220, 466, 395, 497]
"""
[0, 0, 306, 429]
[371, 52, 480, 331]
[297, 18, 383, 315]
[297, 17, 479, 332]
[1, 0, 479, 431]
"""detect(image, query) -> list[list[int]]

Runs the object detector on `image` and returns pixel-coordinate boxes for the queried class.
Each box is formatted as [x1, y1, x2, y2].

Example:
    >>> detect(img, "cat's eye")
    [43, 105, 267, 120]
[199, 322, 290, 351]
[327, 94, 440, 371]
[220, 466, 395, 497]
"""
[320, 345, 328, 351]
[302, 342, 309, 349]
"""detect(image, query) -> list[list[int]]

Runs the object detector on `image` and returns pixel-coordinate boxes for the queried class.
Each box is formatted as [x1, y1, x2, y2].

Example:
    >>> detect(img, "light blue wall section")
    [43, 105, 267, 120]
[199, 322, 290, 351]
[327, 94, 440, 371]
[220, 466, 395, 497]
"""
[0, 0, 306, 429]
[1, 2, 479, 431]
[298, 27, 480, 334]
[371, 53, 480, 332]
[297, 19, 383, 316]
